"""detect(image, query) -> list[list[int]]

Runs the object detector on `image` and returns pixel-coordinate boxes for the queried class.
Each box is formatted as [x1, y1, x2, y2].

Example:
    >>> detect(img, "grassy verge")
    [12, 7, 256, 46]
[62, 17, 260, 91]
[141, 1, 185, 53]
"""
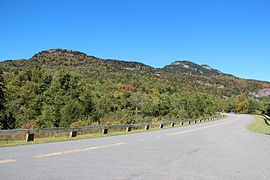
[0, 117, 224, 148]
[247, 116, 270, 135]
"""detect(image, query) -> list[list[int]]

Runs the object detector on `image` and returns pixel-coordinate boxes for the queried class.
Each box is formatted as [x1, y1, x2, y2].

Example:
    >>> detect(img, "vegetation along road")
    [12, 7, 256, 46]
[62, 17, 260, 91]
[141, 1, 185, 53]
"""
[0, 114, 270, 180]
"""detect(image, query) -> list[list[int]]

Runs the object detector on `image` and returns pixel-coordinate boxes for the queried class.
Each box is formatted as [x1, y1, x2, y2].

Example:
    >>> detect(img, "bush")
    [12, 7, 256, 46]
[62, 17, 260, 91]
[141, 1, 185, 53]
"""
[70, 120, 92, 128]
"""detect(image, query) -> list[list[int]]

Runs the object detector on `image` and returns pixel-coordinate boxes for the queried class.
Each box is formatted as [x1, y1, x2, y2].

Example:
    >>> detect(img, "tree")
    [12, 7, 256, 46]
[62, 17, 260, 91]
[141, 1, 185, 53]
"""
[264, 100, 270, 116]
[0, 68, 6, 129]
[0, 68, 4, 112]
[248, 99, 262, 114]
[0, 69, 16, 129]
[1, 112, 16, 129]
[234, 94, 250, 113]
[266, 105, 270, 116]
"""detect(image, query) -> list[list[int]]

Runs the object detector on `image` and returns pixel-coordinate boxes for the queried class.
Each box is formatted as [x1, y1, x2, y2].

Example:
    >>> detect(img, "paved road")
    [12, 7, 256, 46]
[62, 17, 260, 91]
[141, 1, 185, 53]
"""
[0, 114, 270, 180]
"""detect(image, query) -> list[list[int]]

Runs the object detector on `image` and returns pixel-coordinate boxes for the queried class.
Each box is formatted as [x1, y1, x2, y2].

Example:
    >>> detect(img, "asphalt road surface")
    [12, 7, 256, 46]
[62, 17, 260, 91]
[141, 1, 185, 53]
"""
[1, 114, 270, 180]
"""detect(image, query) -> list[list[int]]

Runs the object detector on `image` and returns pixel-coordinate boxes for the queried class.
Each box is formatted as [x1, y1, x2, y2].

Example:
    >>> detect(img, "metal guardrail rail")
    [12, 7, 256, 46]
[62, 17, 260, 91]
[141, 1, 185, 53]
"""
[0, 116, 224, 142]
[261, 114, 270, 126]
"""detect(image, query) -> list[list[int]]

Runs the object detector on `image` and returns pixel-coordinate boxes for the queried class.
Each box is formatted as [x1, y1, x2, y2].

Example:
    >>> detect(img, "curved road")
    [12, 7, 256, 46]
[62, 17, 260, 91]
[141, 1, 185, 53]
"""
[1, 114, 270, 180]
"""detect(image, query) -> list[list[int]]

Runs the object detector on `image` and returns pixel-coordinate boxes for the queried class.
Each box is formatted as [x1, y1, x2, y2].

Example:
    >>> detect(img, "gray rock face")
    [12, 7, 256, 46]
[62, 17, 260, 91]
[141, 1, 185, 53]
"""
[164, 61, 222, 76]
[251, 88, 270, 97]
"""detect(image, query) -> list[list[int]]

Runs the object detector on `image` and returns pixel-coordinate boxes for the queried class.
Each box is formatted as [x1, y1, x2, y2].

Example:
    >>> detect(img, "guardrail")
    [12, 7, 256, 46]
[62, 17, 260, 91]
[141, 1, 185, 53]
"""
[0, 116, 223, 142]
[260, 114, 270, 126]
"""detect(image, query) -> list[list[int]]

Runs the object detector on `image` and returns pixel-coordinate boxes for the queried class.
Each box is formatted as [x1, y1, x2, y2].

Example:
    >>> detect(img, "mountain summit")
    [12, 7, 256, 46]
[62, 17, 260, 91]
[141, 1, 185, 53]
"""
[32, 49, 88, 58]
[31, 48, 98, 66]
[163, 60, 222, 76]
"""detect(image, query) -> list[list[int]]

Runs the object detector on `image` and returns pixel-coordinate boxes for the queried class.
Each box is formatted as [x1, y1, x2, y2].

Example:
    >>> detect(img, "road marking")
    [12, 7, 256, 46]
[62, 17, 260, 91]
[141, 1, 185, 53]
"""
[167, 117, 240, 136]
[33, 142, 125, 158]
[0, 159, 16, 164]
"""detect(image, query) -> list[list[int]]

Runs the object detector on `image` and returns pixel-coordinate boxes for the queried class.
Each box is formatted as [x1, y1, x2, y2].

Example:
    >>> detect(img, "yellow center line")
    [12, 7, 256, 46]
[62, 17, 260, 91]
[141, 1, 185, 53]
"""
[101, 142, 125, 148]
[33, 142, 125, 158]
[168, 117, 241, 136]
[0, 159, 16, 164]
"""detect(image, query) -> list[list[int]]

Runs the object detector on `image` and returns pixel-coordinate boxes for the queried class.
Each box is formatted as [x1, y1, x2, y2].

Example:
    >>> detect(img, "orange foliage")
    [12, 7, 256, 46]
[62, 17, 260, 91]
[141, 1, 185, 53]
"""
[124, 83, 136, 92]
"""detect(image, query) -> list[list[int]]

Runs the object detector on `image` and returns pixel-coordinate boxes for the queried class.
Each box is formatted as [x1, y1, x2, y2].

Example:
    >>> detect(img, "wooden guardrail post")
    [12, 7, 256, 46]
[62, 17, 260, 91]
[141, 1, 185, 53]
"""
[171, 122, 175, 127]
[102, 128, 108, 134]
[70, 130, 77, 138]
[159, 123, 164, 128]
[181, 122, 184, 125]
[126, 126, 131, 132]
[189, 121, 191, 124]
[26, 132, 34, 142]
[145, 124, 150, 130]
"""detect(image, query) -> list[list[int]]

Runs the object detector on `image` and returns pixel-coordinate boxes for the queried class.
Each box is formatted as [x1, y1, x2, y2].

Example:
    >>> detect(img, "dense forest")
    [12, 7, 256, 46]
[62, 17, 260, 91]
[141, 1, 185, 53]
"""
[0, 49, 270, 129]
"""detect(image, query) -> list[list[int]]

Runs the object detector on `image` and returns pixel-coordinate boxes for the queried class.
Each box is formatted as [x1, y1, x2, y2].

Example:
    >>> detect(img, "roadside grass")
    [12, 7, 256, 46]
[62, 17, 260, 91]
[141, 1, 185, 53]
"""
[248, 116, 270, 135]
[0, 117, 223, 148]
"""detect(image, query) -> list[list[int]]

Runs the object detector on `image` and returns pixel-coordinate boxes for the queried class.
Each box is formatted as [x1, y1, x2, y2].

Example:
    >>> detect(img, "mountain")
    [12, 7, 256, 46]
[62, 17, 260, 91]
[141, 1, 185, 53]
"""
[2, 49, 270, 98]
[1, 48, 270, 129]
[163, 61, 222, 76]
[1, 49, 270, 97]
[30, 49, 151, 70]
[33, 49, 89, 58]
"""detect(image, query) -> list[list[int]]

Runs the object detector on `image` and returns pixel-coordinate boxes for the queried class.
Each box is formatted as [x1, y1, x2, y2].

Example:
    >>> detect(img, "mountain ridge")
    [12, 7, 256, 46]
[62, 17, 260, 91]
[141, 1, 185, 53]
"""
[1, 48, 269, 84]
[2, 48, 270, 100]
[1, 48, 270, 129]
[14, 49, 223, 77]
[30, 49, 228, 77]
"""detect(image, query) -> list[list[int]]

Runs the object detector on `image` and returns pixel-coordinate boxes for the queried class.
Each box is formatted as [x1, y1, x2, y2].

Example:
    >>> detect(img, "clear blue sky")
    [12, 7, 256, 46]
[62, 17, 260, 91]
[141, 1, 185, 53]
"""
[1, 0, 270, 81]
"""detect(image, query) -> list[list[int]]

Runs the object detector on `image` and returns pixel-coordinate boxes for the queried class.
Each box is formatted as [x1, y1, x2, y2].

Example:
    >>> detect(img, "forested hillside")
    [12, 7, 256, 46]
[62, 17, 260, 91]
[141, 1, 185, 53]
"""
[0, 49, 270, 129]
